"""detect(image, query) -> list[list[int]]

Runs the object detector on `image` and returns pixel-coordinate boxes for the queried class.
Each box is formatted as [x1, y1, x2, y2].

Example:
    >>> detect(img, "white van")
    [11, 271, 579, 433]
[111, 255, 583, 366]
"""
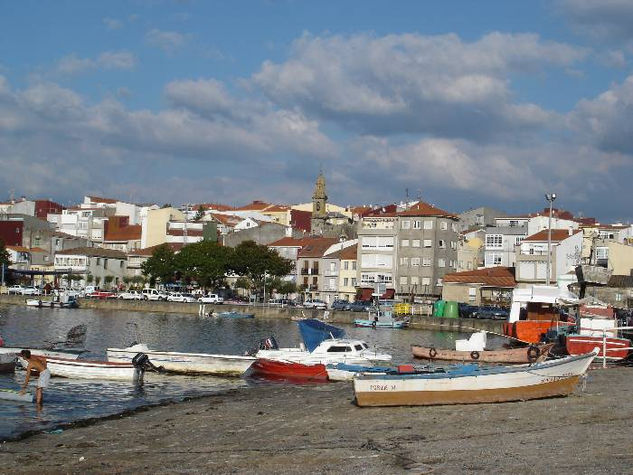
[141, 288, 168, 301]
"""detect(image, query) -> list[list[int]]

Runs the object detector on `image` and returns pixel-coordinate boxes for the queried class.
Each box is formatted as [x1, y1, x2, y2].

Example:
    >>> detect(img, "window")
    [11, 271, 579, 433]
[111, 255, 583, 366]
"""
[401, 239, 409, 247]
[351, 278, 357, 286]
[103, 259, 108, 269]
[410, 276, 419, 285]
[486, 234, 503, 248]
[422, 277, 431, 286]
[411, 257, 420, 266]
[328, 278, 336, 289]
[596, 247, 609, 260]
[400, 276, 408, 285]
[509, 220, 519, 227]
[423, 220, 433, 230]
[438, 258, 446, 268]
[440, 221, 448, 230]
[329, 262, 336, 272]
[413, 220, 421, 229]
[399, 257, 408, 266]
[436, 278, 443, 287]
[438, 239, 446, 248]
[616, 293, 622, 302]
[401, 220, 411, 229]
[412, 239, 420, 247]
[352, 262, 356, 270]
[468, 287, 476, 302]
[515, 237, 524, 246]
[485, 253, 502, 266]
[451, 241, 456, 249]
[344, 278, 349, 286]
[96, 258, 101, 265]
[423, 239, 432, 248]
[344, 261, 349, 270]
[422, 258, 431, 267]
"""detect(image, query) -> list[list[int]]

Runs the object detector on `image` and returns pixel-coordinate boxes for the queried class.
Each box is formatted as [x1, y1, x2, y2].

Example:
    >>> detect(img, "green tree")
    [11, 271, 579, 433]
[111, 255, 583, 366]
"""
[276, 280, 297, 298]
[86, 274, 94, 284]
[176, 241, 232, 289]
[0, 238, 10, 269]
[229, 241, 293, 298]
[104, 275, 114, 288]
[142, 244, 178, 284]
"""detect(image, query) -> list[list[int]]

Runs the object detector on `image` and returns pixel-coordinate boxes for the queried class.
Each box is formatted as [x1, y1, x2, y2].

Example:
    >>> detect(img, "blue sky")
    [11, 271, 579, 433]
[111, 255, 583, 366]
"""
[1, 0, 632, 222]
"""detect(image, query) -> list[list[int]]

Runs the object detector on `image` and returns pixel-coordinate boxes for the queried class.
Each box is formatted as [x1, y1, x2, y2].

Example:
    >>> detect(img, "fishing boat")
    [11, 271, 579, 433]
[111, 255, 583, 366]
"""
[565, 335, 631, 360]
[354, 306, 409, 329]
[26, 353, 151, 382]
[411, 342, 554, 364]
[251, 319, 392, 380]
[502, 286, 576, 344]
[353, 349, 599, 407]
[107, 343, 256, 376]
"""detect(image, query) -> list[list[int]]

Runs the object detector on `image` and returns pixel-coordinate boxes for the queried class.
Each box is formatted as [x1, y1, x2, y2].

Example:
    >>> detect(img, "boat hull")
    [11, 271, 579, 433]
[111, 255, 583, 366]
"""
[353, 351, 597, 407]
[107, 347, 255, 376]
[411, 343, 554, 364]
[44, 356, 143, 382]
[565, 335, 631, 360]
[250, 358, 328, 381]
[354, 319, 408, 329]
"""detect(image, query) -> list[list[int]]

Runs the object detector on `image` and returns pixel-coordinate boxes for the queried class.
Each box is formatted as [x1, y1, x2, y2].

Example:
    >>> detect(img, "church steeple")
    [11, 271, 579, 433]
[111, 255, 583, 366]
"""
[312, 171, 327, 218]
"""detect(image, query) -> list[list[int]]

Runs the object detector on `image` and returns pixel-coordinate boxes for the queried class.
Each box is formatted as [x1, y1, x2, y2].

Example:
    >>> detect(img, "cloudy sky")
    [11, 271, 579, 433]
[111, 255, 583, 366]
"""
[1, 0, 632, 222]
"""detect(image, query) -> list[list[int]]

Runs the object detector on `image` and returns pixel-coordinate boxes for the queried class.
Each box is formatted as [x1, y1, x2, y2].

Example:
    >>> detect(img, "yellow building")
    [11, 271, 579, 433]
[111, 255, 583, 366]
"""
[141, 207, 185, 248]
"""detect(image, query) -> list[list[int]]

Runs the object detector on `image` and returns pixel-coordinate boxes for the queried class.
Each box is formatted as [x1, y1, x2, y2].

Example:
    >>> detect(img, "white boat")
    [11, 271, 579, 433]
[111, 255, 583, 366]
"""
[0, 347, 81, 360]
[107, 343, 256, 376]
[255, 319, 392, 366]
[353, 349, 599, 407]
[0, 388, 33, 403]
[42, 355, 147, 382]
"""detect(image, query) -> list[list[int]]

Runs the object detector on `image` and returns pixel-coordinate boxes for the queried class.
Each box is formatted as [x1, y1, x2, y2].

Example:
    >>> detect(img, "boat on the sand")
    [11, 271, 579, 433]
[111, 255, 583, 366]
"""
[353, 349, 599, 407]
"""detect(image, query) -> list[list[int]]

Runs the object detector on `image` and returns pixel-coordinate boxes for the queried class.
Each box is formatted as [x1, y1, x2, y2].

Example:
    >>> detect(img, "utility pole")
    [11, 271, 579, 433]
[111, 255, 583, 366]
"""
[545, 193, 557, 285]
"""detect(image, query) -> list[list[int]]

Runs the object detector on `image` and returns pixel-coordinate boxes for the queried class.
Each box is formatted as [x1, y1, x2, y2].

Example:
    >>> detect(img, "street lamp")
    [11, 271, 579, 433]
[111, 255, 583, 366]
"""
[545, 193, 557, 286]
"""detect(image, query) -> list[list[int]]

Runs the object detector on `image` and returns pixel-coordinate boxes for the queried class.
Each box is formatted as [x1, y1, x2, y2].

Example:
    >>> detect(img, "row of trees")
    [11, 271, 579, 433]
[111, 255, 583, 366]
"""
[141, 240, 295, 298]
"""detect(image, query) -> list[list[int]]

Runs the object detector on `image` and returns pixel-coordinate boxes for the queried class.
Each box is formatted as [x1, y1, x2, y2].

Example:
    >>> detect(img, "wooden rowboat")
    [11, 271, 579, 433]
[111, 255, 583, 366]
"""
[411, 343, 555, 364]
[354, 349, 599, 407]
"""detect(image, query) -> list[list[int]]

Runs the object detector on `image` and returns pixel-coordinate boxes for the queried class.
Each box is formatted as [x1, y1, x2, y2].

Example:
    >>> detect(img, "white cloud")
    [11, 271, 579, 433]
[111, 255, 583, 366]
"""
[252, 33, 586, 140]
[103, 17, 123, 30]
[55, 51, 136, 75]
[145, 29, 188, 53]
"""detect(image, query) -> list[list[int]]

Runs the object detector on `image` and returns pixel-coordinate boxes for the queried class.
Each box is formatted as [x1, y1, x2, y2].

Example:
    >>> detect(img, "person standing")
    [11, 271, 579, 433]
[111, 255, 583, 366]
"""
[19, 350, 50, 405]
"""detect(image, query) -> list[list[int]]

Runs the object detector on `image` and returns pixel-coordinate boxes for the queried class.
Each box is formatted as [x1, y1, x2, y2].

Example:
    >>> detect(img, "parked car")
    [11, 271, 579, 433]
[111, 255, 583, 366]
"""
[8, 285, 25, 295]
[167, 292, 197, 303]
[472, 306, 509, 320]
[458, 303, 478, 319]
[303, 299, 328, 309]
[330, 299, 350, 311]
[348, 300, 374, 312]
[21, 286, 42, 296]
[198, 294, 224, 304]
[86, 290, 117, 299]
[118, 290, 143, 300]
[141, 288, 168, 301]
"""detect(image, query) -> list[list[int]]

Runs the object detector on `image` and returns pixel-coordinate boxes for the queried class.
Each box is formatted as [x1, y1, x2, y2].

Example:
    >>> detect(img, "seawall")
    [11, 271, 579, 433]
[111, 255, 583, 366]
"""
[0, 294, 503, 334]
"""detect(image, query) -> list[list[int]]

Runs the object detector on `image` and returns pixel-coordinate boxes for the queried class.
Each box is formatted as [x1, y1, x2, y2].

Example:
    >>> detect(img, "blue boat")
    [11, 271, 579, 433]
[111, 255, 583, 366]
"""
[298, 319, 346, 351]
[354, 307, 409, 329]
[216, 311, 255, 319]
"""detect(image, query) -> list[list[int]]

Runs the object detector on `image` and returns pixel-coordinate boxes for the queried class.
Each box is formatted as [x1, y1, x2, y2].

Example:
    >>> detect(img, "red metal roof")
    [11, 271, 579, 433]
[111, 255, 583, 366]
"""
[297, 237, 339, 258]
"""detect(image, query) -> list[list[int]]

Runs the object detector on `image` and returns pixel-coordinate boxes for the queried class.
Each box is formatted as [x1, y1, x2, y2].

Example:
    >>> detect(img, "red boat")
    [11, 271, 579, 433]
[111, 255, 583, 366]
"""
[250, 358, 329, 381]
[565, 335, 631, 360]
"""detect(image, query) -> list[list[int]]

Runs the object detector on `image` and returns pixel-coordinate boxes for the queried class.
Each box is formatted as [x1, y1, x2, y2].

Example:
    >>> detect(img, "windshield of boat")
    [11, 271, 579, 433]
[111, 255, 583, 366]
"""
[326, 345, 353, 353]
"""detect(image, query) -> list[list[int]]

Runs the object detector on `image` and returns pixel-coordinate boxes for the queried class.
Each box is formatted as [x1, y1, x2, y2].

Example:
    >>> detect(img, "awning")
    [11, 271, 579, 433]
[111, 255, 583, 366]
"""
[380, 288, 395, 299]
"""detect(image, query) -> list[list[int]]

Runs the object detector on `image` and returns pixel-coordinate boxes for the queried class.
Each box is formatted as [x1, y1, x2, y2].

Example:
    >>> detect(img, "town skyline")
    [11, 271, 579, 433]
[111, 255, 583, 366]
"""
[2, 1, 633, 222]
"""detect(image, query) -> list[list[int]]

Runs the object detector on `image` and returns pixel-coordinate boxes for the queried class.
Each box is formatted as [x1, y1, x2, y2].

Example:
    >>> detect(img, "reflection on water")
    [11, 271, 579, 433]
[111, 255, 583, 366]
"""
[0, 304, 501, 441]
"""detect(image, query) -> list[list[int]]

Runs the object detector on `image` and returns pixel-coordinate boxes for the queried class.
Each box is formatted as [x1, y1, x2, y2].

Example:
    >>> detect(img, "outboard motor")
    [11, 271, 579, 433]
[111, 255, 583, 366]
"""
[131, 352, 153, 383]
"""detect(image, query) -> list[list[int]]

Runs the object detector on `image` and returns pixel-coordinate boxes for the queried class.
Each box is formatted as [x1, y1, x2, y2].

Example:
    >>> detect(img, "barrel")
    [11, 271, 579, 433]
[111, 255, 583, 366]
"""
[443, 301, 459, 319]
[432, 300, 445, 317]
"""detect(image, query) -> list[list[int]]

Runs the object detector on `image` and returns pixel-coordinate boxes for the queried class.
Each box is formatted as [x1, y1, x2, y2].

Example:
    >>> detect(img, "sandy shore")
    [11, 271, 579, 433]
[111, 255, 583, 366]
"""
[1, 366, 632, 474]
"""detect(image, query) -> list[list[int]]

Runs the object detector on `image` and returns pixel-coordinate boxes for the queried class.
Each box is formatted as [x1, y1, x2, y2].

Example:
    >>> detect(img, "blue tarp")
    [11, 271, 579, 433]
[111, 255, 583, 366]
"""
[298, 319, 346, 352]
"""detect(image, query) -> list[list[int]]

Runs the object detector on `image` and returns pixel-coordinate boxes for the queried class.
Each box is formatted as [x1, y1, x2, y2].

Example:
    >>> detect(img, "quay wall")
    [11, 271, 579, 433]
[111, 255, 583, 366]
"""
[0, 294, 503, 334]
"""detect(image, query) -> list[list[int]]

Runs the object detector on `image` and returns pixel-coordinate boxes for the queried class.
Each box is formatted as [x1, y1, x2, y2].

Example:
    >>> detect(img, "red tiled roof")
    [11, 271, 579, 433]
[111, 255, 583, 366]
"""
[364, 201, 456, 219]
[523, 229, 582, 242]
[6, 245, 30, 253]
[443, 267, 516, 287]
[104, 225, 142, 242]
[326, 244, 358, 260]
[30, 247, 48, 253]
[297, 237, 339, 258]
[209, 213, 243, 227]
[268, 237, 309, 247]
[87, 195, 117, 204]
[234, 200, 272, 211]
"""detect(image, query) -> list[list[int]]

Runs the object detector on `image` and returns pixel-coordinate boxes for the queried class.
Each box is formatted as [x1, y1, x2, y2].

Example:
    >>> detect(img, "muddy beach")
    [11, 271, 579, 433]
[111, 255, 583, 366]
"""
[1, 365, 632, 474]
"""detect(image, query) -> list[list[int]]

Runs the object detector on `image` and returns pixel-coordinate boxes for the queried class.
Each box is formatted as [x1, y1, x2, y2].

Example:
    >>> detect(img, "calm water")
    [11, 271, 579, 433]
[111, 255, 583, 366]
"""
[0, 304, 497, 441]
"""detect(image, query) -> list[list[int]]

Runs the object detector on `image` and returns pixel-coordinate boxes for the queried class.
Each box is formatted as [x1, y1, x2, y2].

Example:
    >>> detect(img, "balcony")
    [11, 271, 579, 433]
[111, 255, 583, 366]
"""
[300, 268, 319, 275]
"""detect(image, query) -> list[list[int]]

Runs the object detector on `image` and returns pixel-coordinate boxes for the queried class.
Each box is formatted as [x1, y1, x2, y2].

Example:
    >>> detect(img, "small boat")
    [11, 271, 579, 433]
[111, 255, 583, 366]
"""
[26, 296, 79, 308]
[411, 343, 554, 364]
[107, 343, 256, 376]
[250, 359, 328, 381]
[326, 362, 395, 382]
[0, 388, 33, 403]
[354, 306, 409, 329]
[353, 349, 599, 407]
[38, 354, 151, 382]
[255, 319, 392, 366]
[215, 311, 255, 319]
[565, 335, 631, 360]
[0, 348, 81, 360]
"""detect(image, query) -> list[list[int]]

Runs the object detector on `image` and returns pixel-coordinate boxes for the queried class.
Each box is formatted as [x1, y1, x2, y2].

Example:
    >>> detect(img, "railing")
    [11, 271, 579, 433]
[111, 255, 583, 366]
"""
[597, 326, 633, 368]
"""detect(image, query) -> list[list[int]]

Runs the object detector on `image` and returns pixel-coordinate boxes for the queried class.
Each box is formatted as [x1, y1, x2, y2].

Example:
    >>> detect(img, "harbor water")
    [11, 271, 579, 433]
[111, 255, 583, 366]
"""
[0, 304, 501, 441]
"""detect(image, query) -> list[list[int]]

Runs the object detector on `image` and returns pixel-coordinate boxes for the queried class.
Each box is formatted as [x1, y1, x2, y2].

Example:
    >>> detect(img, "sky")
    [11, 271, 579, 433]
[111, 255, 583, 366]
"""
[1, 0, 632, 222]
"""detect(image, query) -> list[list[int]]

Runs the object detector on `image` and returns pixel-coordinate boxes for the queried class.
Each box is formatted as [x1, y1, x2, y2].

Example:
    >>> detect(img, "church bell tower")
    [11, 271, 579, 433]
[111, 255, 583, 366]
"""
[311, 171, 328, 235]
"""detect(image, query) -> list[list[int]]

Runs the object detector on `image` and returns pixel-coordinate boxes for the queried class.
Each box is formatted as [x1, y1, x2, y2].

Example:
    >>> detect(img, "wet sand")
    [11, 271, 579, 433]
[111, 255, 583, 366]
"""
[1, 366, 632, 474]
